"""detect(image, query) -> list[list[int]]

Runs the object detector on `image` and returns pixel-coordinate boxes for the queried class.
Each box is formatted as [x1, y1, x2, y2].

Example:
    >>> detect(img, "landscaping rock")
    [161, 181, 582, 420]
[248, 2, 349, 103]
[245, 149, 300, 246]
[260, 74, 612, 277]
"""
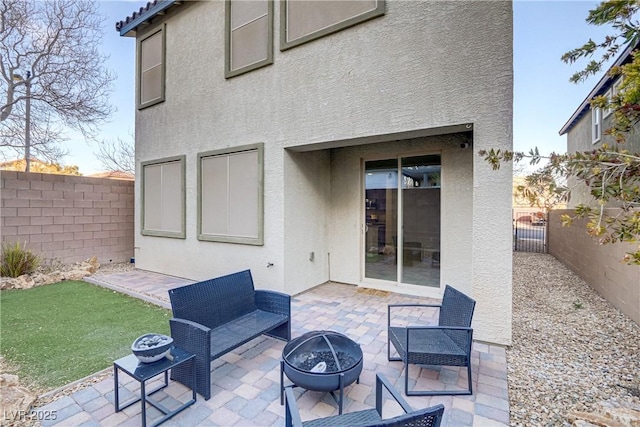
[0, 373, 36, 423]
[85, 256, 100, 273]
[0, 256, 104, 290]
[510, 253, 640, 427]
[63, 269, 92, 280]
[0, 274, 35, 290]
[568, 401, 640, 427]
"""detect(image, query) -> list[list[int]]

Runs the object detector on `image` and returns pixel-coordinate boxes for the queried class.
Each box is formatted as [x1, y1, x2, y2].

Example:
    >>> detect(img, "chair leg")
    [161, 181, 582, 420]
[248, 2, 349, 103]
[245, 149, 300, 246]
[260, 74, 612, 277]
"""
[405, 364, 474, 396]
[387, 337, 402, 362]
[404, 358, 410, 396]
[280, 360, 285, 405]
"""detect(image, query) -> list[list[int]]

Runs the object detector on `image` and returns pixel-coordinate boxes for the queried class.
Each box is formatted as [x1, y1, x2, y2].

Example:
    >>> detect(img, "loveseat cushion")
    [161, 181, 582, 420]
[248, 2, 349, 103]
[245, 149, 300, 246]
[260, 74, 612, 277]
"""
[210, 309, 289, 359]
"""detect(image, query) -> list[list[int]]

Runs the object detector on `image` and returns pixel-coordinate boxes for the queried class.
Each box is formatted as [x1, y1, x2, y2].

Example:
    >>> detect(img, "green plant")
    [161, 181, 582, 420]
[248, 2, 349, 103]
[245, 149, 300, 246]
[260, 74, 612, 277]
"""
[573, 300, 584, 309]
[0, 241, 40, 277]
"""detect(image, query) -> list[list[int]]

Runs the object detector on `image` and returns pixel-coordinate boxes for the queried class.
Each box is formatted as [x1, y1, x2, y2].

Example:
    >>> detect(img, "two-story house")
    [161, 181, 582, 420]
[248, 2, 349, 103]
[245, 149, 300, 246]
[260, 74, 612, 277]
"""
[559, 40, 640, 206]
[116, 0, 514, 345]
[556, 41, 640, 325]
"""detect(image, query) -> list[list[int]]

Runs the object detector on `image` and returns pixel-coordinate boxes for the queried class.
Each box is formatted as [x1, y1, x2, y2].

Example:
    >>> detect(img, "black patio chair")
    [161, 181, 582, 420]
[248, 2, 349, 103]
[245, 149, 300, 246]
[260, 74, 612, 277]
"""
[284, 373, 445, 427]
[387, 285, 476, 396]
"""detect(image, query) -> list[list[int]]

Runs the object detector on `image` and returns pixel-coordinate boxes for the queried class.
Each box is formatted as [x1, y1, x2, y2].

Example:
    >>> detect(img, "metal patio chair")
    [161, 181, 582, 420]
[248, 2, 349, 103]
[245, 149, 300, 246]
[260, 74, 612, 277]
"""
[284, 373, 445, 427]
[387, 285, 476, 396]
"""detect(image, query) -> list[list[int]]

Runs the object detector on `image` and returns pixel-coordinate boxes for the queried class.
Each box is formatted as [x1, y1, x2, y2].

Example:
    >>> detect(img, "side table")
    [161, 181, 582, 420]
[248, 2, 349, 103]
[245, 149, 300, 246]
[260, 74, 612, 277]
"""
[114, 347, 196, 427]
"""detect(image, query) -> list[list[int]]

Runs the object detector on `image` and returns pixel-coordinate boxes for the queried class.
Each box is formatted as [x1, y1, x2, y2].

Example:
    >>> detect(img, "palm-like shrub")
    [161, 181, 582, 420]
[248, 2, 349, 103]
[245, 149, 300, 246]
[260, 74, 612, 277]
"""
[1, 241, 40, 278]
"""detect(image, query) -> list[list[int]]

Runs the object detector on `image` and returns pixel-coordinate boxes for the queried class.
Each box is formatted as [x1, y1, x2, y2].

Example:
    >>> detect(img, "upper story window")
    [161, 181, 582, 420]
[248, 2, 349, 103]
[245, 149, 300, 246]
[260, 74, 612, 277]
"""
[226, 0, 273, 78]
[604, 77, 622, 118]
[198, 143, 264, 245]
[138, 25, 165, 109]
[141, 156, 186, 238]
[280, 0, 385, 51]
[592, 107, 602, 144]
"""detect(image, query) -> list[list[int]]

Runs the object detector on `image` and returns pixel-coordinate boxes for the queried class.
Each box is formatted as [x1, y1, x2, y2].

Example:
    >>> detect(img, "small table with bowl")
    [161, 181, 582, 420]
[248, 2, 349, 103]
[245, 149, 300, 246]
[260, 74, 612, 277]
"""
[113, 334, 196, 427]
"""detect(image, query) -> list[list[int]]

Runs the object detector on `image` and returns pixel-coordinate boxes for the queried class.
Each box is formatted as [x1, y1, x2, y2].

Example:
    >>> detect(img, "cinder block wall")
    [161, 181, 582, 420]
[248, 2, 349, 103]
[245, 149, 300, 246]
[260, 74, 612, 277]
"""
[0, 171, 134, 265]
[548, 209, 640, 325]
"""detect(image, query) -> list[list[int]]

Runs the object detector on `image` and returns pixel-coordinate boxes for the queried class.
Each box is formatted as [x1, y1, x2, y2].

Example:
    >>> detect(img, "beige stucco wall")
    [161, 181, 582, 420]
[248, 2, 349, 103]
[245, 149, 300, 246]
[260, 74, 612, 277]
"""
[131, 1, 513, 344]
[283, 150, 331, 296]
[549, 210, 640, 325]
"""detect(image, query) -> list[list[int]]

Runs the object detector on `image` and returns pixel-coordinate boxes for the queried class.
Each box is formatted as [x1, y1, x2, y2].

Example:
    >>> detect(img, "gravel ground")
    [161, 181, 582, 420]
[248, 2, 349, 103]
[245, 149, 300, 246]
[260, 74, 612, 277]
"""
[509, 252, 640, 426]
[92, 260, 135, 275]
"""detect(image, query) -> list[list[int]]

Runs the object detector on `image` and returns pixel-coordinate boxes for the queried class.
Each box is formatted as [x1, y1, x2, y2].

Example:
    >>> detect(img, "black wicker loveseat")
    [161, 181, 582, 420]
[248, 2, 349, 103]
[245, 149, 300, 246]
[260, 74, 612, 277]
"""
[168, 269, 291, 400]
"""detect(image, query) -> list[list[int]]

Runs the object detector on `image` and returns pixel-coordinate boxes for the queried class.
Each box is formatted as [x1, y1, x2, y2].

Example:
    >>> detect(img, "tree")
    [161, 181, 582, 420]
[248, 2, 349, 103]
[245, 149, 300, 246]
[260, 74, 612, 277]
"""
[95, 135, 135, 176]
[513, 170, 568, 213]
[0, 157, 80, 175]
[483, 0, 640, 265]
[0, 0, 115, 171]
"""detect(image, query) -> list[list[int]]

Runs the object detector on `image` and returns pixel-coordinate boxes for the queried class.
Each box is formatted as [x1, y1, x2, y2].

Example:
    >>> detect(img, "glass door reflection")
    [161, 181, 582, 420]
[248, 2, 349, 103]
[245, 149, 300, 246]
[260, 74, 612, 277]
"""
[364, 160, 397, 282]
[400, 156, 440, 287]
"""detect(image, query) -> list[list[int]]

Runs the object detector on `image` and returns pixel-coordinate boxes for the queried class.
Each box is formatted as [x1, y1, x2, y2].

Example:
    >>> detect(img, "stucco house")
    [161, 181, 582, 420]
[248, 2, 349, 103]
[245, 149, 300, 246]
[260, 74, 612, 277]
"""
[555, 41, 640, 325]
[559, 40, 640, 206]
[116, 0, 513, 345]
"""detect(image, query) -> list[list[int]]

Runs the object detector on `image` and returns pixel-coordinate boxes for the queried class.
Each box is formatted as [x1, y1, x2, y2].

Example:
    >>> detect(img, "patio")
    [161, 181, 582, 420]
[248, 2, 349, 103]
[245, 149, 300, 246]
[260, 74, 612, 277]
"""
[34, 271, 510, 426]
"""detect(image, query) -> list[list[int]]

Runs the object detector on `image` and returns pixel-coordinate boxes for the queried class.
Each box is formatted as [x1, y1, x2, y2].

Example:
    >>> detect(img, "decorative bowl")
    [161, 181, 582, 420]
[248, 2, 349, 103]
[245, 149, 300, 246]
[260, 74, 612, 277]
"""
[131, 333, 173, 363]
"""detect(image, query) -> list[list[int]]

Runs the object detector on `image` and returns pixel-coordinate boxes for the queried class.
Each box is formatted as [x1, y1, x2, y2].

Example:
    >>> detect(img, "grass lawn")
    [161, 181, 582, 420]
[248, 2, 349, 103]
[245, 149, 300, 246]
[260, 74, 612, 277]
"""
[0, 280, 171, 390]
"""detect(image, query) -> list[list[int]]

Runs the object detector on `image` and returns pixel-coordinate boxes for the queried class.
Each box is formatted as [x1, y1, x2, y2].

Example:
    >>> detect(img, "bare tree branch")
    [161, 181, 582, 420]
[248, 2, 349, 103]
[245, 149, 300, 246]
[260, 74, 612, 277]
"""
[0, 0, 115, 164]
[95, 135, 135, 175]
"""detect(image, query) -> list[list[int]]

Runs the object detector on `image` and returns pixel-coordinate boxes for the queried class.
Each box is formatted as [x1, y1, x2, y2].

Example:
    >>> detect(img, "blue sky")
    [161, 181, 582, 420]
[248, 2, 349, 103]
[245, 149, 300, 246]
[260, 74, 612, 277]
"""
[65, 1, 614, 174]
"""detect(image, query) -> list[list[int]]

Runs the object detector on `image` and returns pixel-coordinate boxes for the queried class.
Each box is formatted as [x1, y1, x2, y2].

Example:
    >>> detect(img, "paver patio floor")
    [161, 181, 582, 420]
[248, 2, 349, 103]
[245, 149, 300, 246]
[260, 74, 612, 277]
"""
[35, 270, 510, 426]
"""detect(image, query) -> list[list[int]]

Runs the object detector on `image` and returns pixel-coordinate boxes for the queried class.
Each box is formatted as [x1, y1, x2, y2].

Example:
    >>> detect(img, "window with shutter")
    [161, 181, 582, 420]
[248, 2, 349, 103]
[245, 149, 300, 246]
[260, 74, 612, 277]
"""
[226, 0, 273, 78]
[141, 156, 186, 238]
[281, 0, 384, 51]
[198, 144, 264, 245]
[138, 26, 165, 109]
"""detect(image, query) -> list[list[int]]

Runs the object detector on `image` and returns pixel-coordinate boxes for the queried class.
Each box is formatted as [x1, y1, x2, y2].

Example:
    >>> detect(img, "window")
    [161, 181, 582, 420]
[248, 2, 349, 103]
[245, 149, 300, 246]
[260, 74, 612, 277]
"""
[604, 78, 622, 118]
[280, 0, 385, 51]
[138, 26, 165, 109]
[603, 87, 613, 118]
[141, 156, 186, 238]
[592, 107, 602, 144]
[226, 0, 273, 78]
[198, 143, 264, 245]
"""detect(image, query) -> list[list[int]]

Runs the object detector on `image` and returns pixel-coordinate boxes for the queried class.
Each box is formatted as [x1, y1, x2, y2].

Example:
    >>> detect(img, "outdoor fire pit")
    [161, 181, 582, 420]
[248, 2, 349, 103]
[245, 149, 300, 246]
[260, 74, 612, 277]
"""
[280, 330, 363, 414]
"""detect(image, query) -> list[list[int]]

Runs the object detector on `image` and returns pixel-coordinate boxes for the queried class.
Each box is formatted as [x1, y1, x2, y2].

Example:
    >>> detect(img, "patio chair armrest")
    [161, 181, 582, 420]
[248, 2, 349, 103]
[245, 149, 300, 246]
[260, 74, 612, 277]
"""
[284, 386, 304, 427]
[169, 318, 212, 349]
[375, 374, 413, 415]
[388, 303, 442, 310]
[169, 318, 213, 399]
[255, 290, 291, 317]
[406, 325, 472, 332]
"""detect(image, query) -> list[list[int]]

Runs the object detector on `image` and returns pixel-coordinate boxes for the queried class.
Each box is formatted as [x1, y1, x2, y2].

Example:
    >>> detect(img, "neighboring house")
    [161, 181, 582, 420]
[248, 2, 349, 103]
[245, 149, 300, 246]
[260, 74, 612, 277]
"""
[116, 0, 513, 345]
[87, 171, 135, 181]
[556, 42, 640, 325]
[559, 41, 640, 207]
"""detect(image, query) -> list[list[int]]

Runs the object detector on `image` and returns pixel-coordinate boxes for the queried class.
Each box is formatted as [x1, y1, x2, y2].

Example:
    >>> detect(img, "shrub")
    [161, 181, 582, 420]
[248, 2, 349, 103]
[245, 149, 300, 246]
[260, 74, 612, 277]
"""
[0, 242, 40, 278]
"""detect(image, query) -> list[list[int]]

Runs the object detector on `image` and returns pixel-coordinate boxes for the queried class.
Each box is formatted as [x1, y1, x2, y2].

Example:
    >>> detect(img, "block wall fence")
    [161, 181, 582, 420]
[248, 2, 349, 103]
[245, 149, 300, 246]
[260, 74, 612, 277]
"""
[0, 171, 134, 265]
[548, 209, 640, 325]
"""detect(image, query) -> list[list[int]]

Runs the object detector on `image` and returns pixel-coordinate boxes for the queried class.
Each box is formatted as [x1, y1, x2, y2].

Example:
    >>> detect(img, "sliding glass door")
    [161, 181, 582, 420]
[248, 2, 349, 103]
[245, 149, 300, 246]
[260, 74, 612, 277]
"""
[364, 155, 440, 287]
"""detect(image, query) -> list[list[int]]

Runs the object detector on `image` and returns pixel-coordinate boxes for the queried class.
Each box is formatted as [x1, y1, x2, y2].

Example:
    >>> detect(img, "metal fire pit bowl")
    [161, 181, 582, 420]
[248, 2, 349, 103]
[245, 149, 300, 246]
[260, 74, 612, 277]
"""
[280, 330, 363, 414]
